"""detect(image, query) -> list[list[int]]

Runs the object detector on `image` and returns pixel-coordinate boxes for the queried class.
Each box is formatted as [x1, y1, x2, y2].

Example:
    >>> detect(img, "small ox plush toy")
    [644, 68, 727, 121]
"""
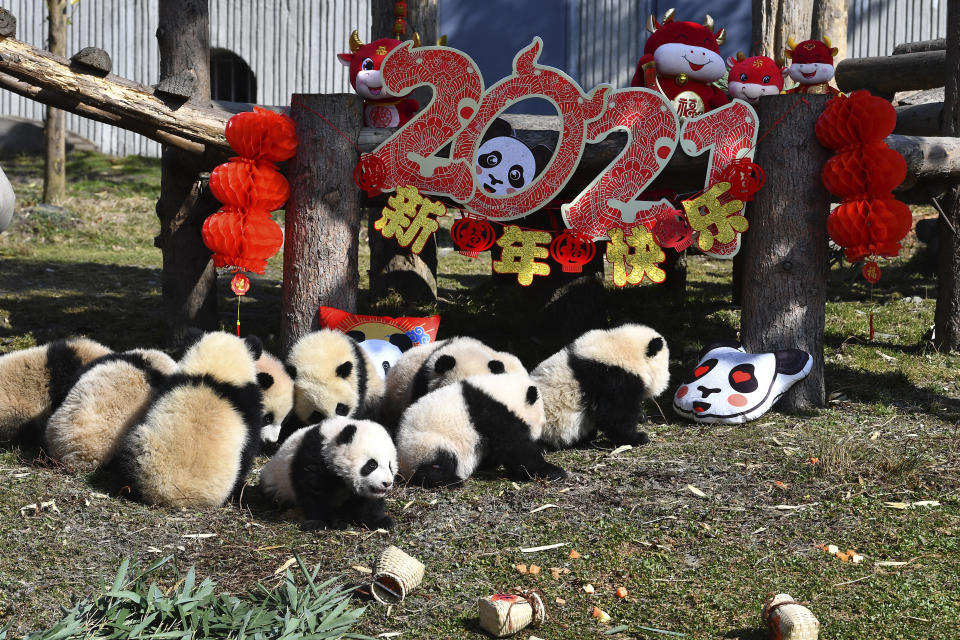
[338, 30, 420, 128]
[726, 53, 784, 104]
[784, 37, 841, 95]
[631, 8, 730, 119]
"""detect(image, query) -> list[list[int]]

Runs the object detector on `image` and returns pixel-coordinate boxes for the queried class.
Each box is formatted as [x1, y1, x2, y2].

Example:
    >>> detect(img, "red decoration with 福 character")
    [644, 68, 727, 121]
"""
[338, 30, 420, 128]
[630, 8, 730, 119]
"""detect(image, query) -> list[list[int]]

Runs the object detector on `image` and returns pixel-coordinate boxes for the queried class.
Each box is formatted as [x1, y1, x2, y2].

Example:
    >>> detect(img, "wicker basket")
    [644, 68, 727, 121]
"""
[762, 593, 820, 640]
[370, 546, 425, 605]
[477, 592, 546, 637]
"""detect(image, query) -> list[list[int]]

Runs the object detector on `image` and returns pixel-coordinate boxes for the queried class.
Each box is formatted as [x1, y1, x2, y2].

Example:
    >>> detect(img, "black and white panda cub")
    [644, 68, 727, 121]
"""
[531, 324, 670, 449]
[474, 118, 552, 196]
[259, 417, 397, 530]
[396, 373, 566, 487]
[255, 350, 294, 445]
[381, 336, 526, 428]
[115, 332, 268, 508]
[279, 330, 385, 442]
[45, 348, 177, 472]
[0, 337, 113, 446]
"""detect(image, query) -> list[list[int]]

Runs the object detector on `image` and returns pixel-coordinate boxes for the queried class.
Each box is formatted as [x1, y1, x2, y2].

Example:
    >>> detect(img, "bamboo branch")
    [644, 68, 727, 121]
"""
[0, 34, 231, 154]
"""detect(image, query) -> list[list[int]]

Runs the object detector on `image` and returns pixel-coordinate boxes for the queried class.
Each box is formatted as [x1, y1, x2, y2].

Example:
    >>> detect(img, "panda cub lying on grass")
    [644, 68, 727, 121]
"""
[260, 416, 398, 530]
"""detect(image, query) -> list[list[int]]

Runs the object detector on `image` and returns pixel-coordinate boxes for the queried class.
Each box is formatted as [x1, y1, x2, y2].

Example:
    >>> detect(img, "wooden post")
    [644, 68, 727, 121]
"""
[281, 94, 364, 355]
[155, 0, 217, 347]
[368, 0, 440, 302]
[752, 0, 813, 59]
[811, 0, 846, 61]
[935, 2, 960, 351]
[42, 0, 66, 204]
[740, 94, 832, 409]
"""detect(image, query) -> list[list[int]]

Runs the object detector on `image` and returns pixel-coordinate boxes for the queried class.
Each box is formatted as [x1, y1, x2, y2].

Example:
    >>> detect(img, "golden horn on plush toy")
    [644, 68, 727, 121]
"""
[663, 8, 675, 23]
[823, 35, 832, 47]
[786, 36, 798, 51]
[412, 32, 421, 47]
[703, 14, 714, 31]
[716, 28, 726, 45]
[349, 29, 364, 53]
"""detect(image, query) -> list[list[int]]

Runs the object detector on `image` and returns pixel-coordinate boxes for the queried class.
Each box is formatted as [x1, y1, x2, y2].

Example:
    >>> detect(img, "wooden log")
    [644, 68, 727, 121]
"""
[42, 0, 66, 205]
[740, 94, 833, 410]
[0, 34, 231, 153]
[0, 8, 15, 38]
[895, 102, 942, 136]
[893, 38, 946, 55]
[934, 3, 960, 351]
[835, 51, 946, 96]
[70, 46, 112, 75]
[888, 134, 960, 188]
[282, 94, 364, 355]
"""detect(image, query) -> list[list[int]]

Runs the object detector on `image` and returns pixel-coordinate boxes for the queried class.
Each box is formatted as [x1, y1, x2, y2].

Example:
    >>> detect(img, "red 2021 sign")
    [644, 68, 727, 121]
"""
[370, 38, 759, 258]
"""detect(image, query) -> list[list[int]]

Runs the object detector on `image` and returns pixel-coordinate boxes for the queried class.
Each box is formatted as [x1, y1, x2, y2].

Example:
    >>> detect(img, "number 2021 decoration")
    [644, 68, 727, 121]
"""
[367, 37, 760, 276]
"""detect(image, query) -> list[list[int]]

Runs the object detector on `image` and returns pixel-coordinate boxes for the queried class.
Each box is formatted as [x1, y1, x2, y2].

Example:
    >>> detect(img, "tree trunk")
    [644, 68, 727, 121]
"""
[811, 0, 847, 61]
[42, 0, 65, 204]
[935, 2, 960, 351]
[155, 0, 217, 347]
[368, 0, 439, 303]
[740, 94, 832, 410]
[752, 0, 813, 60]
[281, 94, 364, 355]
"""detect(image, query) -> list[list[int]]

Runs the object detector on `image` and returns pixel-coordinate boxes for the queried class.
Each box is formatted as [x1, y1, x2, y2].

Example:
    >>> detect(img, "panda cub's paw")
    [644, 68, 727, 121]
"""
[508, 461, 568, 482]
[365, 514, 395, 530]
[301, 519, 328, 532]
[612, 430, 650, 446]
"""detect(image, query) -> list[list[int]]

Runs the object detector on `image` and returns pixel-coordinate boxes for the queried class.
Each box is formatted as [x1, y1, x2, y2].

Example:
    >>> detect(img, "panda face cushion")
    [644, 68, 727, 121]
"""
[474, 118, 552, 196]
[673, 342, 812, 424]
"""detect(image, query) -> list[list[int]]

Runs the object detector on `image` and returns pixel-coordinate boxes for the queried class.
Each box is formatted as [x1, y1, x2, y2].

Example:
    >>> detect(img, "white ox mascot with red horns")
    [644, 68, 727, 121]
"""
[631, 8, 730, 119]
[338, 30, 420, 128]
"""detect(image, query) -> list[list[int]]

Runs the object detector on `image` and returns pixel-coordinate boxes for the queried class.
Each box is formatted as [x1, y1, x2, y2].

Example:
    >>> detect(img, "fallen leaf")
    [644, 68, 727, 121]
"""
[351, 565, 373, 574]
[402, 500, 414, 511]
[273, 557, 296, 575]
[912, 500, 940, 508]
[592, 607, 611, 623]
[609, 445, 633, 456]
[377, 633, 402, 639]
[550, 568, 561, 580]
[569, 549, 581, 559]
[528, 565, 541, 575]
[555, 597, 566, 605]
[875, 560, 909, 567]
[884, 502, 910, 510]
[520, 542, 567, 553]
[809, 457, 819, 464]
[516, 563, 528, 574]
[775, 480, 788, 488]
[181, 533, 216, 539]
[616, 586, 629, 599]
[530, 504, 561, 513]
[686, 484, 709, 499]
[827, 544, 839, 554]
[605, 626, 630, 635]
[583, 584, 595, 594]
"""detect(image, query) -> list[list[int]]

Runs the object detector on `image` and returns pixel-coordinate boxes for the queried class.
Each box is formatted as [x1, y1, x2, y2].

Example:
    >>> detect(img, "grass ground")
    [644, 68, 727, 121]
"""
[1, 151, 959, 639]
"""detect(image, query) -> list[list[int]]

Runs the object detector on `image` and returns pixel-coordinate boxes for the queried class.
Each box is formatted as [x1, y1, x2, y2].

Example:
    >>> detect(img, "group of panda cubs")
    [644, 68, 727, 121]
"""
[0, 323, 670, 532]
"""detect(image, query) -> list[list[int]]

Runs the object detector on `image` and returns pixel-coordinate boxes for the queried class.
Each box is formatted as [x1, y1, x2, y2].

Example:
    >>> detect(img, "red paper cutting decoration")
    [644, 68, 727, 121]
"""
[862, 261, 881, 284]
[224, 107, 298, 162]
[549, 230, 596, 273]
[718, 158, 766, 201]
[354, 153, 388, 197]
[450, 216, 496, 258]
[230, 272, 251, 296]
[651, 208, 693, 251]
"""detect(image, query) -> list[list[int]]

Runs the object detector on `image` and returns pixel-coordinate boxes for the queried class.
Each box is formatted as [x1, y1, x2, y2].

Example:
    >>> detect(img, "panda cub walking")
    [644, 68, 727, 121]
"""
[260, 417, 397, 530]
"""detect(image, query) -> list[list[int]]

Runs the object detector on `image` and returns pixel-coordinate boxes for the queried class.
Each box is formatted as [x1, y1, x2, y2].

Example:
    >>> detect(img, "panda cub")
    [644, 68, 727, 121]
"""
[396, 373, 566, 487]
[0, 337, 112, 446]
[45, 348, 177, 472]
[531, 324, 670, 448]
[381, 336, 526, 428]
[259, 417, 397, 530]
[115, 332, 267, 508]
[279, 330, 384, 442]
[255, 350, 294, 445]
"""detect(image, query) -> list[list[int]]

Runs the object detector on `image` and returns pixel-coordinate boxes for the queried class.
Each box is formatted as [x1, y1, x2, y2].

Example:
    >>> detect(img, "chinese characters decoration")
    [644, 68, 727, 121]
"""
[374, 185, 447, 254]
[606, 227, 666, 287]
[682, 182, 747, 253]
[492, 226, 553, 286]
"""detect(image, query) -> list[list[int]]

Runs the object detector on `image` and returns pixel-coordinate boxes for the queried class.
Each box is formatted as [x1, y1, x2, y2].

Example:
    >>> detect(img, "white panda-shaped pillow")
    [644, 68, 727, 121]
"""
[673, 342, 812, 424]
[474, 118, 551, 196]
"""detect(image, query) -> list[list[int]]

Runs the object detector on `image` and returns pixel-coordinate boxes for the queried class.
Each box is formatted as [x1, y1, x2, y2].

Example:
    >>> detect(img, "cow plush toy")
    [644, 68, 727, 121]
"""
[784, 37, 841, 96]
[338, 30, 420, 128]
[631, 8, 730, 119]
[726, 52, 785, 104]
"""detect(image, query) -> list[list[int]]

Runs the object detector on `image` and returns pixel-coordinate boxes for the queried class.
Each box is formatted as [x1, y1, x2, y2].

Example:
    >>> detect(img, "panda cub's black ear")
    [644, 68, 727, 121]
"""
[434, 354, 456, 375]
[335, 424, 357, 445]
[531, 145, 553, 176]
[346, 330, 365, 343]
[244, 335, 264, 360]
[488, 359, 505, 374]
[336, 361, 353, 378]
[257, 372, 275, 389]
[526, 385, 539, 405]
[646, 337, 664, 358]
[285, 364, 298, 380]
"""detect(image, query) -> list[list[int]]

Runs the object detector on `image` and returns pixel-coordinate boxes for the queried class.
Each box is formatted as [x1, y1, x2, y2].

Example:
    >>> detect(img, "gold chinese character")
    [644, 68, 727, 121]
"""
[374, 185, 447, 254]
[605, 227, 666, 287]
[682, 182, 747, 252]
[492, 225, 552, 286]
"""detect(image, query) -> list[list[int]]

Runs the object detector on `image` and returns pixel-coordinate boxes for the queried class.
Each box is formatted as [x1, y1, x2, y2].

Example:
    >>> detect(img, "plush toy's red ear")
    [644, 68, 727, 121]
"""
[337, 53, 353, 67]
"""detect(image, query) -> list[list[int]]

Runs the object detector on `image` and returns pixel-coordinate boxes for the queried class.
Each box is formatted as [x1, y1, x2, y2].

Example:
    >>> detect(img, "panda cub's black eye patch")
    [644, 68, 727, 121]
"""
[729, 364, 758, 393]
[309, 411, 325, 423]
[488, 359, 505, 374]
[262, 412, 274, 425]
[336, 361, 353, 378]
[335, 403, 350, 416]
[360, 459, 378, 476]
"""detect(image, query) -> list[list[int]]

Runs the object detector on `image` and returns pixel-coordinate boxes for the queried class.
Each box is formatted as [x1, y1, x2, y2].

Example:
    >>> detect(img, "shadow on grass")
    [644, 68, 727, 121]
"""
[826, 363, 960, 417]
[724, 629, 767, 640]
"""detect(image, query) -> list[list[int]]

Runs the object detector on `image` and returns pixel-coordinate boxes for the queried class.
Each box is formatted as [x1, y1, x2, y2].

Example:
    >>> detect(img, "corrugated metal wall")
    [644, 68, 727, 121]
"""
[0, 0, 370, 157]
[848, 0, 947, 58]
[575, 0, 652, 90]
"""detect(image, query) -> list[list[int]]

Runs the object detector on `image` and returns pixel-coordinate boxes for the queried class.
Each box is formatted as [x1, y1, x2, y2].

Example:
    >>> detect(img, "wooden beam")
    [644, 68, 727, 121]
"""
[0, 34, 231, 154]
[895, 102, 942, 136]
[893, 38, 946, 55]
[835, 51, 946, 96]
[888, 134, 960, 188]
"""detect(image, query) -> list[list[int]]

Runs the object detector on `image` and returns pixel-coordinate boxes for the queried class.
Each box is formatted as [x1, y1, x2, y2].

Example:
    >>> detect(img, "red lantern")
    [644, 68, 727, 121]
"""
[202, 208, 284, 275]
[209, 159, 290, 211]
[820, 143, 906, 199]
[225, 107, 298, 162]
[651, 209, 693, 251]
[815, 91, 897, 150]
[718, 158, 766, 201]
[451, 216, 495, 258]
[354, 153, 387, 197]
[549, 230, 597, 273]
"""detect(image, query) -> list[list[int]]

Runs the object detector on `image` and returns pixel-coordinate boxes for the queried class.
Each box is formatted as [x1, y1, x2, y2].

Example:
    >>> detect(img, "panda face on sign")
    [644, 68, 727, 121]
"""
[473, 118, 552, 197]
[673, 342, 812, 424]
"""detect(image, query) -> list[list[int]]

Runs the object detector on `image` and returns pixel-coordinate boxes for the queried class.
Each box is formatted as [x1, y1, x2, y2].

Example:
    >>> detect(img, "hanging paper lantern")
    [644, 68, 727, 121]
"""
[225, 106, 298, 162]
[827, 198, 911, 262]
[549, 230, 596, 273]
[718, 158, 766, 201]
[815, 91, 896, 150]
[651, 209, 693, 251]
[202, 207, 284, 274]
[209, 159, 290, 211]
[451, 216, 496, 258]
[820, 144, 906, 199]
[354, 153, 388, 197]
